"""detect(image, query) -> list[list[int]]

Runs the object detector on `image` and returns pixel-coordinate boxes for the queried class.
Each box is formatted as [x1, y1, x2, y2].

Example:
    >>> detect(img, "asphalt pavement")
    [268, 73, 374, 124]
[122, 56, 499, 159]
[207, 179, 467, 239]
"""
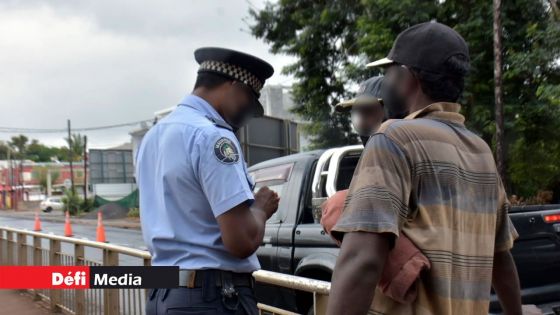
[0, 213, 148, 266]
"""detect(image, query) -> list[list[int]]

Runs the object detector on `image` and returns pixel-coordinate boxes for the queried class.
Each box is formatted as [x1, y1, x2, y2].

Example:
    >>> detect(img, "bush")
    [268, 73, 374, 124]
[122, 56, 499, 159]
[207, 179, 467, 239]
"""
[127, 207, 140, 218]
[81, 198, 95, 212]
[61, 190, 81, 215]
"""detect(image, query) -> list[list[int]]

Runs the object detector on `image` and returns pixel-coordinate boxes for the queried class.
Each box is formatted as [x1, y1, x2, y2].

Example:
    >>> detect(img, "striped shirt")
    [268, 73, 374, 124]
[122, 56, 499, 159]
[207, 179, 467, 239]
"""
[332, 102, 518, 315]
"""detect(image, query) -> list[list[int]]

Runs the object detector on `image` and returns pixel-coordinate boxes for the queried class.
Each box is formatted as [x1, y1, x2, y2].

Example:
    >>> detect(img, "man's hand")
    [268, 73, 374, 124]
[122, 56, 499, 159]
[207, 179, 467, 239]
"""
[253, 186, 279, 219]
[217, 187, 278, 259]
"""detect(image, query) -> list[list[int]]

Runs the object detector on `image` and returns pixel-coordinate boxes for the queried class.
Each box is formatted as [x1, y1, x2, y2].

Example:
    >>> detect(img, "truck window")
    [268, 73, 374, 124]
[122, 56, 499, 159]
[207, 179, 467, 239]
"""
[249, 163, 294, 223]
[336, 152, 361, 191]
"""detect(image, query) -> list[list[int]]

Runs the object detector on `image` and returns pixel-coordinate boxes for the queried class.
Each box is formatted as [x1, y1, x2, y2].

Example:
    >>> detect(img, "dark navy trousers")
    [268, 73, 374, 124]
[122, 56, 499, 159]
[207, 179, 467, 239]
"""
[145, 286, 259, 315]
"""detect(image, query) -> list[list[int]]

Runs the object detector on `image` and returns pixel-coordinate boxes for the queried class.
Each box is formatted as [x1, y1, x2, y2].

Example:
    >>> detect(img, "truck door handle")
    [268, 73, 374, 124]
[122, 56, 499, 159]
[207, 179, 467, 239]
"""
[296, 230, 301, 235]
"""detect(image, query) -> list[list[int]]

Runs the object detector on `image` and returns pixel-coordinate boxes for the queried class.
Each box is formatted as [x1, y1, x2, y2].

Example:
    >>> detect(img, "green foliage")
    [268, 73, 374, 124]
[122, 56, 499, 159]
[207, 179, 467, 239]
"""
[65, 133, 85, 162]
[27, 140, 66, 162]
[250, 0, 560, 198]
[0, 141, 9, 160]
[1, 134, 78, 162]
[62, 189, 82, 215]
[8, 135, 29, 158]
[33, 167, 60, 193]
[81, 198, 95, 213]
[127, 207, 140, 218]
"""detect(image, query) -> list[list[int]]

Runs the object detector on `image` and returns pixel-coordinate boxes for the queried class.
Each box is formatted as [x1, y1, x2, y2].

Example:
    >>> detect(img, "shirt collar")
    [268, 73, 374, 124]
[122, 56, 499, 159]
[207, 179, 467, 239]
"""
[404, 102, 465, 125]
[178, 94, 233, 130]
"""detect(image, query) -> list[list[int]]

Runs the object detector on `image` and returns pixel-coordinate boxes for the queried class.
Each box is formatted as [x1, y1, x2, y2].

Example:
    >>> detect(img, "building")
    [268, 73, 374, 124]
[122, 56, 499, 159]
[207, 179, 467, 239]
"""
[89, 144, 136, 201]
[129, 85, 308, 167]
[0, 160, 86, 208]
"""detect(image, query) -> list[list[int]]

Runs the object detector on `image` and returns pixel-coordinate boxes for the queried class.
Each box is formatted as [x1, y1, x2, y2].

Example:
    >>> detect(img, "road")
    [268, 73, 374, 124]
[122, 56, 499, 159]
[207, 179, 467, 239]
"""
[0, 214, 148, 266]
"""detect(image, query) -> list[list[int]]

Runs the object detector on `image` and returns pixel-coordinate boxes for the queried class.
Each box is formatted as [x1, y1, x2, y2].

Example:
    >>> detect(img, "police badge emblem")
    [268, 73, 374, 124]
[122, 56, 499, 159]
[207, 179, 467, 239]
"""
[214, 137, 240, 164]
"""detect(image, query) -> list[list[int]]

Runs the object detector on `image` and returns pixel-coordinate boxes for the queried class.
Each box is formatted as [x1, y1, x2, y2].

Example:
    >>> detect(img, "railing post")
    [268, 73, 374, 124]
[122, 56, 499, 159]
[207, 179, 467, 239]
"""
[75, 243, 86, 315]
[7, 231, 14, 265]
[49, 239, 62, 312]
[103, 249, 119, 315]
[17, 233, 27, 266]
[0, 229, 4, 265]
[32, 235, 42, 301]
[143, 257, 151, 304]
[314, 292, 329, 315]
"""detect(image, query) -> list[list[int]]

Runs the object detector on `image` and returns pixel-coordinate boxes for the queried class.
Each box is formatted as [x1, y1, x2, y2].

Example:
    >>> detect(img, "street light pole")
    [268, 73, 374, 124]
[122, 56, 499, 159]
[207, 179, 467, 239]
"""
[67, 119, 75, 194]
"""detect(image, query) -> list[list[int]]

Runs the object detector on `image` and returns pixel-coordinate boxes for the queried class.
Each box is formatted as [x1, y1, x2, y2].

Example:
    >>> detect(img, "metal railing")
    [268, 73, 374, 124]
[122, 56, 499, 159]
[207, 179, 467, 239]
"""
[0, 226, 330, 315]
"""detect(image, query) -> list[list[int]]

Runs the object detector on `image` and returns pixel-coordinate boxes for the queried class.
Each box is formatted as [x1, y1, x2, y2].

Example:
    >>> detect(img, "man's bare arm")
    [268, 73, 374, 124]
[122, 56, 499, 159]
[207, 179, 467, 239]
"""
[217, 187, 279, 259]
[327, 232, 391, 315]
[492, 250, 522, 315]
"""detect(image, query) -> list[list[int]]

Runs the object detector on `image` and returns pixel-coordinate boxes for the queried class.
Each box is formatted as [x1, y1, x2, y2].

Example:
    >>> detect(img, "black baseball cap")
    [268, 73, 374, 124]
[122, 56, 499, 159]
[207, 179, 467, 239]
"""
[367, 21, 469, 76]
[335, 76, 384, 112]
[195, 47, 274, 117]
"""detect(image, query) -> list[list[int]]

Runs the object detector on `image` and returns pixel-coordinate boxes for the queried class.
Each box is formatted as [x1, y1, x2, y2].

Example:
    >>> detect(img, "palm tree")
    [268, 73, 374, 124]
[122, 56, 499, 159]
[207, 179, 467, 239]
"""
[65, 133, 85, 162]
[8, 135, 28, 158]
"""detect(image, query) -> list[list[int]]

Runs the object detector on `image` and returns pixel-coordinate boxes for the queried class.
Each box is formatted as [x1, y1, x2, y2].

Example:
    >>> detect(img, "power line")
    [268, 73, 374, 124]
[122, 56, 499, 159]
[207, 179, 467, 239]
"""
[0, 119, 153, 134]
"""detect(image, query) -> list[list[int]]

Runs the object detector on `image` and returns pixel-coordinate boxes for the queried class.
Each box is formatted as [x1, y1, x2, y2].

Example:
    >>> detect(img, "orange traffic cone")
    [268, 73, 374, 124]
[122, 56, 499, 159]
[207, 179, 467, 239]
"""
[33, 213, 42, 231]
[96, 211, 106, 243]
[64, 211, 73, 237]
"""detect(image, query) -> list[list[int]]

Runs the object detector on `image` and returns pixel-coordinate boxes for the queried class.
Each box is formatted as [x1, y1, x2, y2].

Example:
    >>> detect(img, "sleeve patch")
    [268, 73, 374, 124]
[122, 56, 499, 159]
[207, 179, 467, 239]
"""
[214, 137, 240, 164]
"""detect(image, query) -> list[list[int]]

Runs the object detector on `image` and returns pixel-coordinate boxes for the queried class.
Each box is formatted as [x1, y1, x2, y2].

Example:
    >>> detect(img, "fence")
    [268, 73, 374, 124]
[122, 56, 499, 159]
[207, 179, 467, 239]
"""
[0, 226, 330, 315]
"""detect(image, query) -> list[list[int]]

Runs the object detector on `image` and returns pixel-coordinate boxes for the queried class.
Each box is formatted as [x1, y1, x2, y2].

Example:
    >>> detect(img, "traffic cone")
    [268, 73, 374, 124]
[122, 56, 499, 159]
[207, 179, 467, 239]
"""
[64, 211, 73, 237]
[96, 211, 107, 243]
[33, 213, 42, 231]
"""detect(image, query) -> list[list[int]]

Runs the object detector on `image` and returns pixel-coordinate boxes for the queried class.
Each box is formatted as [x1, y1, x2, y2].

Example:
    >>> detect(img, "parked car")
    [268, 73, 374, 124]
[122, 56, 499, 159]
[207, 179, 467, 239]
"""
[40, 197, 64, 213]
[250, 145, 560, 314]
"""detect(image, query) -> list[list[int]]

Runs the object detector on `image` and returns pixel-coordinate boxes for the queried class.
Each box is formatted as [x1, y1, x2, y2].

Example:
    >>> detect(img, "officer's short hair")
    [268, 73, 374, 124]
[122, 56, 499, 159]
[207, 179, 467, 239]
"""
[194, 72, 233, 90]
[411, 54, 470, 103]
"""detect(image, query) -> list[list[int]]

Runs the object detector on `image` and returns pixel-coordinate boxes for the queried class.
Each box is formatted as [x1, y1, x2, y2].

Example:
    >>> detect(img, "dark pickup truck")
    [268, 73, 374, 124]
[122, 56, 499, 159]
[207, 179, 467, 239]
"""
[249, 145, 560, 314]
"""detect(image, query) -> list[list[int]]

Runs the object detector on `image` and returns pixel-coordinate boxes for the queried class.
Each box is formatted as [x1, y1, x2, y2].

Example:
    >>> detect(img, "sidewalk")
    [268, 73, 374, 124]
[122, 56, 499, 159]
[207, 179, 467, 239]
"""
[0, 290, 50, 315]
[0, 209, 141, 230]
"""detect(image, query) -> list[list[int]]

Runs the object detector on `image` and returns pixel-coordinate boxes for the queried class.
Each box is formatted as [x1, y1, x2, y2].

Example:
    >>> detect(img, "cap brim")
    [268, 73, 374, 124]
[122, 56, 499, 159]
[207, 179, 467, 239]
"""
[335, 99, 356, 112]
[335, 96, 382, 112]
[366, 57, 394, 68]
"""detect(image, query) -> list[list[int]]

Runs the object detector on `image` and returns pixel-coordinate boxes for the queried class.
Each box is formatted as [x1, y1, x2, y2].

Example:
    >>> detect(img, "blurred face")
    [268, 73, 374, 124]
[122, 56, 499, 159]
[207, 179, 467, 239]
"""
[222, 81, 256, 130]
[381, 64, 416, 119]
[350, 103, 384, 137]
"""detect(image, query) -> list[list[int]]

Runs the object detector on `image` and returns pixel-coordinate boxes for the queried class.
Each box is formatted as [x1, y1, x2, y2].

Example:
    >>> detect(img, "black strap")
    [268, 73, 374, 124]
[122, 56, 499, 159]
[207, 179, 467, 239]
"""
[181, 269, 253, 288]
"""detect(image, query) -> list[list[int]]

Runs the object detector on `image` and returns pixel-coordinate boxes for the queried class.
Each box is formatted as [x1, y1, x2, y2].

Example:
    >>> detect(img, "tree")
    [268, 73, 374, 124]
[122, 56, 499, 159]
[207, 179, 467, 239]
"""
[26, 140, 65, 162]
[250, 0, 560, 198]
[64, 133, 85, 162]
[34, 167, 60, 194]
[0, 141, 9, 160]
[8, 134, 28, 158]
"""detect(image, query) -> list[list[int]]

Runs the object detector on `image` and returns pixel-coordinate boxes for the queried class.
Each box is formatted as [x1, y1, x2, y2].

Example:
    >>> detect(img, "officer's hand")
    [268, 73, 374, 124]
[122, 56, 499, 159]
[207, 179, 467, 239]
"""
[254, 187, 279, 219]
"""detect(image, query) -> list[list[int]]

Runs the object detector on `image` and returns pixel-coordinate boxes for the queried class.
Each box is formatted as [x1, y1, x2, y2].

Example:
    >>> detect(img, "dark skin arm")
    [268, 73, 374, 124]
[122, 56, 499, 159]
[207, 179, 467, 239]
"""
[217, 187, 279, 259]
[492, 250, 522, 315]
[327, 232, 391, 315]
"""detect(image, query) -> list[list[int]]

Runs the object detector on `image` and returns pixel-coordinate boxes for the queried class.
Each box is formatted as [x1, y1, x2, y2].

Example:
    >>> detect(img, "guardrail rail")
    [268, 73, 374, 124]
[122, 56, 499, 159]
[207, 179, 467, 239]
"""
[0, 226, 330, 315]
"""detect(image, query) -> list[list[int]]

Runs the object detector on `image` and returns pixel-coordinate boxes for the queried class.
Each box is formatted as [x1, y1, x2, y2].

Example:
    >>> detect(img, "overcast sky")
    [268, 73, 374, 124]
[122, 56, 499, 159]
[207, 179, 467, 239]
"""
[0, 0, 293, 149]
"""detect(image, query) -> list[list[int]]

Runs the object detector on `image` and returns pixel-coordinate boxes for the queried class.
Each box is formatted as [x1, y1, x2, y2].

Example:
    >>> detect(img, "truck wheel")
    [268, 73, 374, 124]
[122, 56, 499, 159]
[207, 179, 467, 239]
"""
[44, 207, 52, 213]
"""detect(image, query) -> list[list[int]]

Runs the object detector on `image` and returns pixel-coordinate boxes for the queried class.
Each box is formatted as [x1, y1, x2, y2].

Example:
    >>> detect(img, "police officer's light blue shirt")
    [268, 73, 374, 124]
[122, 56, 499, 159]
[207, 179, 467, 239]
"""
[136, 94, 259, 272]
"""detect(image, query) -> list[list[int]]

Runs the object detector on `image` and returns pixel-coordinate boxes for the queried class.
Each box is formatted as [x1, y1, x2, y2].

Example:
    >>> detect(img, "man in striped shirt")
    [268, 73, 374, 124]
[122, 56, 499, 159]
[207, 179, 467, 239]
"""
[327, 22, 522, 315]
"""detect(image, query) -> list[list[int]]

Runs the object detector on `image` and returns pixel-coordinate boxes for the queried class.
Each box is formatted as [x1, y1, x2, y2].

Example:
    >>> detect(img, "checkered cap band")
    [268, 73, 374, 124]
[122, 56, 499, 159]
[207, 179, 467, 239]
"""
[199, 60, 263, 94]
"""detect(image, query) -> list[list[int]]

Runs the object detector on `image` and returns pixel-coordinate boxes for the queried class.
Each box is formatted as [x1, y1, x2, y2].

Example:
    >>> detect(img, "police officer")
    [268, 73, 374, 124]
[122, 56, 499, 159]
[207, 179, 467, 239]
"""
[335, 76, 386, 146]
[136, 47, 279, 315]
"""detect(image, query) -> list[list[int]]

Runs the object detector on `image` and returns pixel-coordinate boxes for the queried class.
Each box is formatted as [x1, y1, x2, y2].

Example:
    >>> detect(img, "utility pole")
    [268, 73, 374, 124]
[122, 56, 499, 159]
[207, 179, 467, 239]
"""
[83, 135, 88, 199]
[67, 119, 75, 194]
[493, 0, 506, 187]
[7, 148, 14, 209]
